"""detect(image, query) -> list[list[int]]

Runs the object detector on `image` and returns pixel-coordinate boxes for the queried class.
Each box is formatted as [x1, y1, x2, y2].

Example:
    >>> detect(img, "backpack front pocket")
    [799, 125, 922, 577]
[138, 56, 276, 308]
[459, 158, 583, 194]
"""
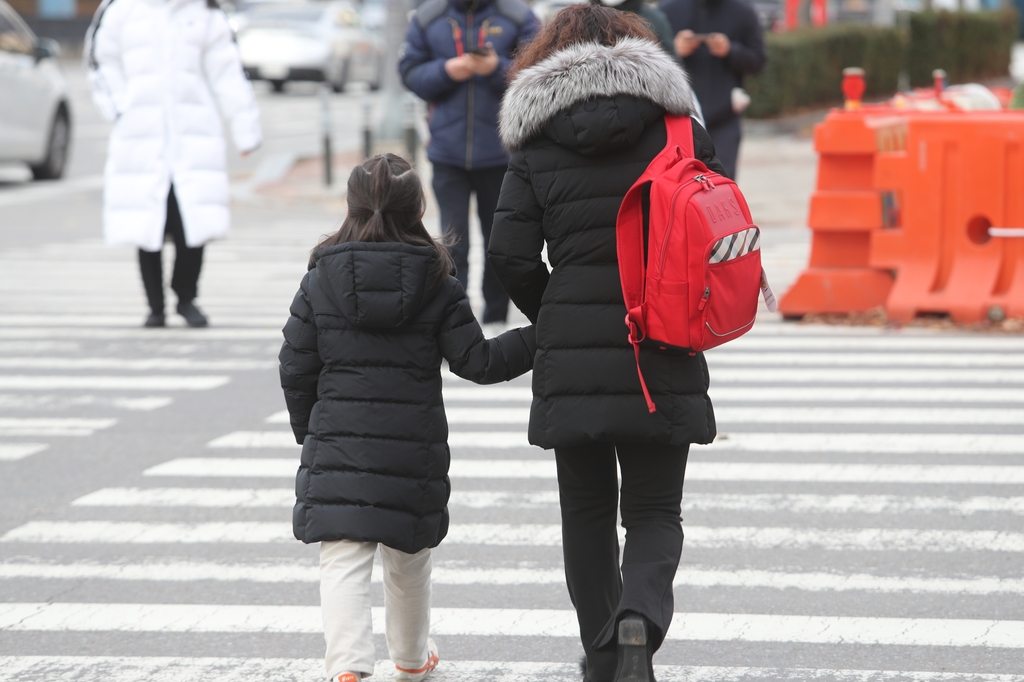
[697, 227, 762, 350]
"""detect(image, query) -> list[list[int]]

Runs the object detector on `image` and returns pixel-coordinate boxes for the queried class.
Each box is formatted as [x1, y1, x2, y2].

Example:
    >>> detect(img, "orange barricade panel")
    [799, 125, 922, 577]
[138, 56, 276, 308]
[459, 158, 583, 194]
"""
[871, 115, 1024, 322]
[809, 192, 883, 231]
[779, 110, 894, 316]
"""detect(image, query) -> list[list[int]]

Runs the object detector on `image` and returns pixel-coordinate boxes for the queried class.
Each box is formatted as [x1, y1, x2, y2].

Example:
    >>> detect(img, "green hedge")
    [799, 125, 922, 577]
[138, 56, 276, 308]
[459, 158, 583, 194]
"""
[908, 10, 1018, 87]
[745, 9, 1018, 119]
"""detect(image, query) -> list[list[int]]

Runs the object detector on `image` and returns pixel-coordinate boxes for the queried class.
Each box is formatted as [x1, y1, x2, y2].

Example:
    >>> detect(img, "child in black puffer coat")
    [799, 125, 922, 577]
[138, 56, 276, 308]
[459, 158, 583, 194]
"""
[279, 153, 535, 682]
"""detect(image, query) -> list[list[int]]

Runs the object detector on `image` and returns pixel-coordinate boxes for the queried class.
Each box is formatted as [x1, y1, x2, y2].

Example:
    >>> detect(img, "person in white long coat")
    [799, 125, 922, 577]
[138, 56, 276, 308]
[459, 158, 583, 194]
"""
[85, 0, 261, 327]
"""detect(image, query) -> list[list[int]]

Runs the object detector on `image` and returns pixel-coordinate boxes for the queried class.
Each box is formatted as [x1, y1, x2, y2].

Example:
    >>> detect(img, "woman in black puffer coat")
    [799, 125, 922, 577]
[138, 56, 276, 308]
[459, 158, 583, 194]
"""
[487, 6, 725, 682]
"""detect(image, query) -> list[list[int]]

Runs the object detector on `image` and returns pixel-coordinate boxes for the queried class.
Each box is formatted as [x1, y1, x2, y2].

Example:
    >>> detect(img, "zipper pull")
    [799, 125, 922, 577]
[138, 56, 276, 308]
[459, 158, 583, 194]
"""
[698, 286, 710, 310]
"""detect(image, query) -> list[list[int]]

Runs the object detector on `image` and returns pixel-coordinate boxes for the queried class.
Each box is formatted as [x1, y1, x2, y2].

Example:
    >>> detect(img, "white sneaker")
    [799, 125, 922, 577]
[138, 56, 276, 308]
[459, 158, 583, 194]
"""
[393, 638, 439, 681]
[334, 673, 360, 682]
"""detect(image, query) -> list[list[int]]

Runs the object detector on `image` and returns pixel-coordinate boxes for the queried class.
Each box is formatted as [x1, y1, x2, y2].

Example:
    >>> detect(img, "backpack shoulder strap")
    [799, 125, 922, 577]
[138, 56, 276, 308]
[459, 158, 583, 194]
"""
[663, 115, 695, 160]
[616, 114, 699, 414]
[618, 114, 695, 320]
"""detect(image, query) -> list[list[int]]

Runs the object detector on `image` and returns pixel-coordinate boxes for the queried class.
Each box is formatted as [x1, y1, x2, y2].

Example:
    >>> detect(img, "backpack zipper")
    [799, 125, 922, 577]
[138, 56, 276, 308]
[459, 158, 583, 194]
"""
[656, 174, 716, 278]
[698, 286, 710, 310]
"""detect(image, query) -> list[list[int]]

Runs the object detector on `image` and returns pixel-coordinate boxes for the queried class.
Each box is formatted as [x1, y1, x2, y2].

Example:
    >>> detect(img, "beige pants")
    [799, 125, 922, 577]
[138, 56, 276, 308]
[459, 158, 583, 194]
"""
[320, 539, 432, 680]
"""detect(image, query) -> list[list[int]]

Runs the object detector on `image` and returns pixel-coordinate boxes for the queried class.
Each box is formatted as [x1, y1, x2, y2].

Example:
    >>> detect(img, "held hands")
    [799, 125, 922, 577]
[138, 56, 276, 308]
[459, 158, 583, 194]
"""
[444, 45, 499, 82]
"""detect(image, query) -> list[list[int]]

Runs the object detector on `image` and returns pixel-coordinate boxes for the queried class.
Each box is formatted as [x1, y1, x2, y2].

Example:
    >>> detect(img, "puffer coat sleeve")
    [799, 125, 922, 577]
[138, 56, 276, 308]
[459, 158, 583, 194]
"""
[488, 153, 549, 324]
[491, 118, 725, 323]
[203, 10, 262, 153]
[437, 280, 537, 384]
[279, 273, 323, 444]
[86, 0, 129, 122]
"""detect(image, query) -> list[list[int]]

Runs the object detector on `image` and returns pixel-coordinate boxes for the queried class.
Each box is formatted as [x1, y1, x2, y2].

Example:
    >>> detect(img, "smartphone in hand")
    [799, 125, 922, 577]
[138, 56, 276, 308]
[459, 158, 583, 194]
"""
[468, 46, 492, 56]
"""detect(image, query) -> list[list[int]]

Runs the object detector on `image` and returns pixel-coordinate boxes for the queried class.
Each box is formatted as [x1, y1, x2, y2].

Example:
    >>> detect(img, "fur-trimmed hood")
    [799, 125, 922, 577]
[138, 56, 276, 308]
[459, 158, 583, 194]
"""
[499, 37, 697, 151]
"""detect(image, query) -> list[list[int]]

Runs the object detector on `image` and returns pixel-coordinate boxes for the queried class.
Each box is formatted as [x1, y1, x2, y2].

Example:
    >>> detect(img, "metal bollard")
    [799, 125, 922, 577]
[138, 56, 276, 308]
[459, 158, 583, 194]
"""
[403, 98, 418, 166]
[320, 85, 333, 187]
[362, 100, 373, 160]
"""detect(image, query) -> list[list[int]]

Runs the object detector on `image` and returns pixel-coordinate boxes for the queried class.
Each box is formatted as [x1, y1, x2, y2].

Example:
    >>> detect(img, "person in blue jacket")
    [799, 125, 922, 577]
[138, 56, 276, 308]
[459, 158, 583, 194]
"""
[399, 0, 539, 328]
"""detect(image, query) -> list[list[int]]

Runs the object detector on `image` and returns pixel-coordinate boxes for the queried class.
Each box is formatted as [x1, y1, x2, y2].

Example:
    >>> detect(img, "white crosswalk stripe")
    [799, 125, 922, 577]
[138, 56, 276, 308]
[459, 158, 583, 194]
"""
[8, 520, 1024, 553]
[204, 429, 1024, 451]
[70, 487, 1024, 516]
[0, 376, 230, 390]
[1, 657, 1021, 682]
[264, 406, 1024, 425]
[0, 444, 48, 461]
[0, 418, 117, 437]
[142, 457, 1024, 484]
[5, 559, 1024, 596]
[0, 358, 273, 371]
[707, 352, 1024, 367]
[709, 367, 1024, 383]
[2, 603, 1024, 648]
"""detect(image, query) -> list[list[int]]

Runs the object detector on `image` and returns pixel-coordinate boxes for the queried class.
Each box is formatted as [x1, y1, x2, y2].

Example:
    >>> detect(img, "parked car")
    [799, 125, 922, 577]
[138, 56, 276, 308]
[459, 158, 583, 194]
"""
[0, 0, 71, 180]
[237, 1, 384, 93]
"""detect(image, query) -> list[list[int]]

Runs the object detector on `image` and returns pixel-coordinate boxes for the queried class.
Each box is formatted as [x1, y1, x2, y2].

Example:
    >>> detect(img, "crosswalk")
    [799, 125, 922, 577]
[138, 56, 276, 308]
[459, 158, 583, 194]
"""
[3, 319, 1024, 679]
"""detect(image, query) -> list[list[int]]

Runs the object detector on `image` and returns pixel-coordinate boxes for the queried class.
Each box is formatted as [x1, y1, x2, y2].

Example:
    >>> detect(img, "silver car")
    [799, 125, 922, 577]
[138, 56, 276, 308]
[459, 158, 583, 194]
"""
[0, 0, 70, 180]
[237, 1, 384, 93]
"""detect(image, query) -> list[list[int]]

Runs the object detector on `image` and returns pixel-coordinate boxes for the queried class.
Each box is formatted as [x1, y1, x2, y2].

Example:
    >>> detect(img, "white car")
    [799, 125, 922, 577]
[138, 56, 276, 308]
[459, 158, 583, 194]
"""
[0, 0, 71, 180]
[237, 1, 383, 93]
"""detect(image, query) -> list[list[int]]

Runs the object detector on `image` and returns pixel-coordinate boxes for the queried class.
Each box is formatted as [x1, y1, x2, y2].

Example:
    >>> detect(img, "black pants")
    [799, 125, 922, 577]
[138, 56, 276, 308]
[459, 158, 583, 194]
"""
[707, 115, 742, 181]
[138, 187, 204, 314]
[431, 163, 509, 323]
[554, 442, 689, 682]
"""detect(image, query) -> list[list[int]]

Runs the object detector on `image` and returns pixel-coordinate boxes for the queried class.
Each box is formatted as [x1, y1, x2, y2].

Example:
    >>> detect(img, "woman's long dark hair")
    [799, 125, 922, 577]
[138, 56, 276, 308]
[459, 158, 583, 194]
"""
[311, 153, 454, 285]
[508, 3, 656, 81]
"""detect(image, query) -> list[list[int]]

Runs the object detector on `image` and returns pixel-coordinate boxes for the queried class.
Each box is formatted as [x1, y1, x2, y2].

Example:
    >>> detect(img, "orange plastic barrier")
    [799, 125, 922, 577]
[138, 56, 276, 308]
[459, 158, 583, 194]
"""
[871, 113, 1024, 322]
[777, 110, 895, 316]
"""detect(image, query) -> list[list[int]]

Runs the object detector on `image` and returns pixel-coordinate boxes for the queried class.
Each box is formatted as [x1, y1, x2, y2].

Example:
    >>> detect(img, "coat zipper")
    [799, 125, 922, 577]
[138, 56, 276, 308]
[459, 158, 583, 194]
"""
[465, 3, 477, 170]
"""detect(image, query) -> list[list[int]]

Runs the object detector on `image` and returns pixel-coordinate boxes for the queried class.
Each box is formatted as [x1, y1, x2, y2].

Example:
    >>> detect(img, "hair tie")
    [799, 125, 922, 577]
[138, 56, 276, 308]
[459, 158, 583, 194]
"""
[373, 210, 382, 216]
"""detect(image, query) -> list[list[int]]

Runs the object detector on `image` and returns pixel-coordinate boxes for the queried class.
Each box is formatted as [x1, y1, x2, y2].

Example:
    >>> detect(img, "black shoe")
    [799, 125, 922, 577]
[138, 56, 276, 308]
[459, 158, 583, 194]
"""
[612, 616, 655, 682]
[176, 301, 209, 328]
[144, 312, 166, 328]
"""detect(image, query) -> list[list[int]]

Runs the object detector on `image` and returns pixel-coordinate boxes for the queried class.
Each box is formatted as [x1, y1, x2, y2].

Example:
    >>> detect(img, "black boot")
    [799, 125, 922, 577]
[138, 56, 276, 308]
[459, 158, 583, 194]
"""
[176, 300, 209, 328]
[143, 312, 166, 328]
[612, 616, 655, 682]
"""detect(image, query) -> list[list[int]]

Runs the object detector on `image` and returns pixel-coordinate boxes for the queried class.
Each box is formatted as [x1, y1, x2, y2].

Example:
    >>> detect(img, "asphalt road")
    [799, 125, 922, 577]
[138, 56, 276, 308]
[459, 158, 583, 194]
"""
[1, 62, 1024, 682]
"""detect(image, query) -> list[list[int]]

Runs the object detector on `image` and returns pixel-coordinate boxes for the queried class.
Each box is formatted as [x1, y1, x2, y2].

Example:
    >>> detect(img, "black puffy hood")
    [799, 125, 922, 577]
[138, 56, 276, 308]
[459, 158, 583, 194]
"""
[313, 242, 440, 329]
[498, 37, 698, 153]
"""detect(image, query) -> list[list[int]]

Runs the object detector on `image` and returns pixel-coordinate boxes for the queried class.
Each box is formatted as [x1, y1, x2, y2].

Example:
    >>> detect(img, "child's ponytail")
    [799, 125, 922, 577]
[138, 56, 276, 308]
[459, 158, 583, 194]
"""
[311, 154, 455, 286]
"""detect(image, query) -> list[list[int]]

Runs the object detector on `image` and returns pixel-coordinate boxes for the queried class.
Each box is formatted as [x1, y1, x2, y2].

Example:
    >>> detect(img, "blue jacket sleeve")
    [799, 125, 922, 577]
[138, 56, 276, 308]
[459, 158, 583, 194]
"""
[399, 19, 461, 101]
[482, 10, 539, 96]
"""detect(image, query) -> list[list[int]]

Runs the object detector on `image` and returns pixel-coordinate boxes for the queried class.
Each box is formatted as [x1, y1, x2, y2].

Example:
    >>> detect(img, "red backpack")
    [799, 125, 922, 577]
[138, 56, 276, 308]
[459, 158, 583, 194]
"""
[616, 115, 775, 413]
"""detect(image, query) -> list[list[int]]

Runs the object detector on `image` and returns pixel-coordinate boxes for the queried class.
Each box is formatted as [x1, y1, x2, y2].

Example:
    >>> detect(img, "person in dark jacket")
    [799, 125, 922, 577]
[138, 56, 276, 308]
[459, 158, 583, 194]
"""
[280, 153, 535, 682]
[487, 5, 723, 682]
[399, 0, 540, 327]
[592, 0, 675, 56]
[660, 0, 766, 179]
